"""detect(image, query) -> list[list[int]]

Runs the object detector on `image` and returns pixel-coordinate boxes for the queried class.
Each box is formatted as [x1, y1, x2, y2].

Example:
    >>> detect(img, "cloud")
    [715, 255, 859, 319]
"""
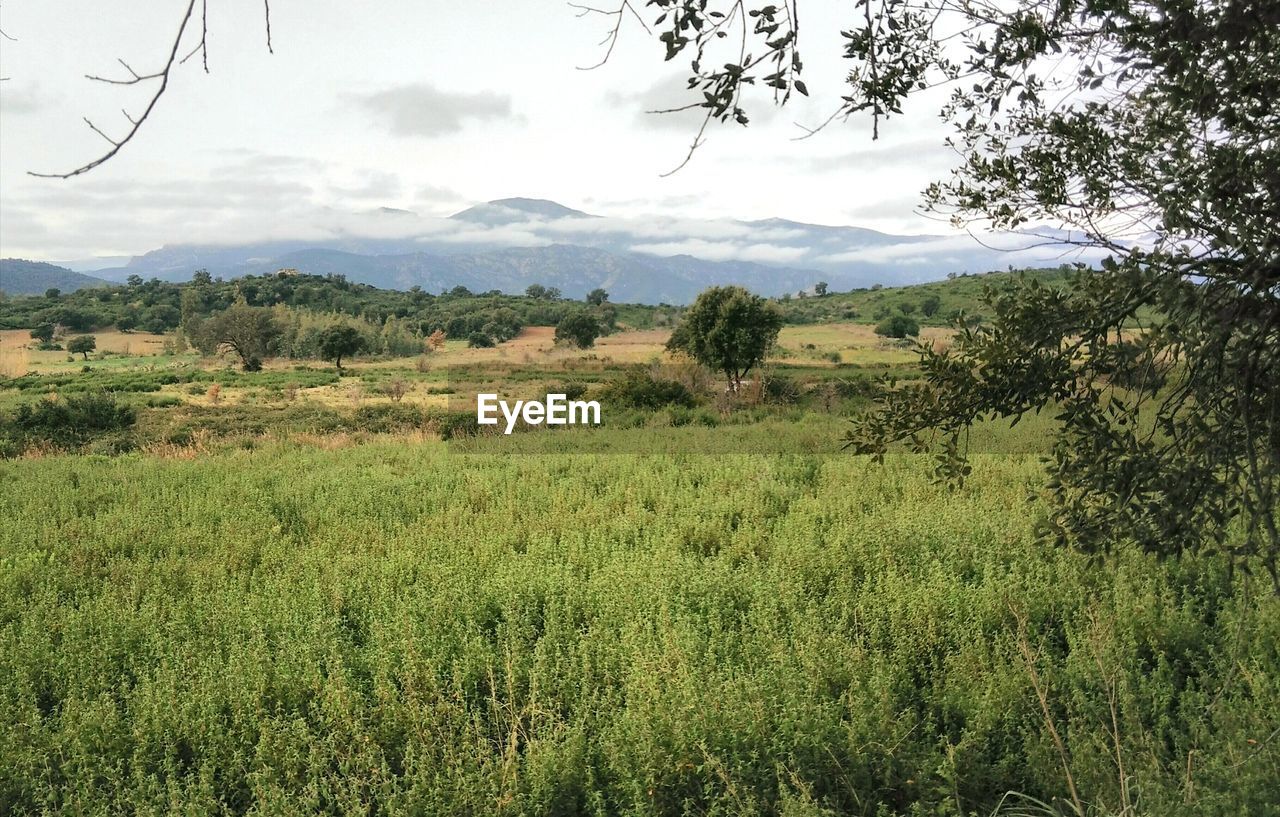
[0, 83, 54, 116]
[325, 171, 404, 201]
[348, 83, 519, 137]
[629, 238, 807, 264]
[791, 136, 959, 173]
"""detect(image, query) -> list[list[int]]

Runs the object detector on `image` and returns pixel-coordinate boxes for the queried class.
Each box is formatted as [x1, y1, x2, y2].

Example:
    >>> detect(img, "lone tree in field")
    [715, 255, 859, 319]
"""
[317, 325, 366, 372]
[814, 282, 828, 297]
[555, 310, 602, 349]
[586, 288, 609, 306]
[667, 286, 782, 392]
[67, 335, 97, 360]
[196, 302, 281, 372]
[29, 324, 54, 345]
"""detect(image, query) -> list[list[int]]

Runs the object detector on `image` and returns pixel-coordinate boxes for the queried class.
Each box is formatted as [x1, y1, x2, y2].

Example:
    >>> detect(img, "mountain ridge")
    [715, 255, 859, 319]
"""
[45, 198, 1096, 304]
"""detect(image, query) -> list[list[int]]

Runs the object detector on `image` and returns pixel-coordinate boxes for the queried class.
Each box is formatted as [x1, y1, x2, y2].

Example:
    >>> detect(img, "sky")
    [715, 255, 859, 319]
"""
[0, 1, 965, 264]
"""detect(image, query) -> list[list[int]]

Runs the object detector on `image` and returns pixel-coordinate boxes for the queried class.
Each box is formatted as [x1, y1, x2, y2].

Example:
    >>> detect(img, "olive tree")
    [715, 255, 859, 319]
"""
[667, 286, 782, 392]
[195, 302, 281, 372]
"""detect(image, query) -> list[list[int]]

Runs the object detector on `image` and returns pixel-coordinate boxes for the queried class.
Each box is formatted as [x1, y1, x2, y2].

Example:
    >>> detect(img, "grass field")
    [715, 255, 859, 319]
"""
[2, 318, 1277, 815]
[2, 441, 1277, 815]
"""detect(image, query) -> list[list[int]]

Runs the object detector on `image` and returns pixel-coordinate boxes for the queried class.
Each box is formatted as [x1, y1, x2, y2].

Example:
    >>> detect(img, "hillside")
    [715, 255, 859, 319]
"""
[0, 259, 110, 296]
[778, 266, 1076, 325]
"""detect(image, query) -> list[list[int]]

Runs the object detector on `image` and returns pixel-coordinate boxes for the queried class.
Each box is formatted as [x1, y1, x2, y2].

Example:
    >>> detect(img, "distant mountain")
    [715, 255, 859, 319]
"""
[450, 198, 594, 224]
[66, 197, 1101, 303]
[0, 259, 110, 295]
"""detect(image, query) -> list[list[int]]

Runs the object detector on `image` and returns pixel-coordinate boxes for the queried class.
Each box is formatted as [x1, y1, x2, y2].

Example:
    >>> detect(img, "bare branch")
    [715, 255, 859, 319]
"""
[29, 0, 200, 179]
[264, 0, 273, 54]
[570, 2, 650, 71]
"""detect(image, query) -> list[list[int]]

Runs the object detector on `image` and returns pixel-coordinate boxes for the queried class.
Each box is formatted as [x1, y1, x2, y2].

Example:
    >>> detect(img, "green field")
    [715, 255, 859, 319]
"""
[2, 440, 1277, 815]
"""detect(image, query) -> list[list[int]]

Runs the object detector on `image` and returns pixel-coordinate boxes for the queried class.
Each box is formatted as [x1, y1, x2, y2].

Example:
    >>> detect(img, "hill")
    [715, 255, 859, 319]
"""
[0, 259, 110, 296]
[777, 267, 1076, 325]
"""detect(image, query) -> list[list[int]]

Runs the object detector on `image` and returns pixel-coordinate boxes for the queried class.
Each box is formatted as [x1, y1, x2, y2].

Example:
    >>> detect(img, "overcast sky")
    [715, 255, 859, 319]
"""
[0, 1, 963, 263]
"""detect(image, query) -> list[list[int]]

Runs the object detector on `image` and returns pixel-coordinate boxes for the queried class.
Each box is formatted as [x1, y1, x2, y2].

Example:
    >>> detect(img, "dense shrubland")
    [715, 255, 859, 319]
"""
[1, 445, 1275, 814]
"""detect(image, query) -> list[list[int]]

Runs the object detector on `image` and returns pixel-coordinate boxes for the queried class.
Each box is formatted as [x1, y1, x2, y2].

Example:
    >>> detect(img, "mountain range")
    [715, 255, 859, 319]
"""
[4, 198, 1095, 304]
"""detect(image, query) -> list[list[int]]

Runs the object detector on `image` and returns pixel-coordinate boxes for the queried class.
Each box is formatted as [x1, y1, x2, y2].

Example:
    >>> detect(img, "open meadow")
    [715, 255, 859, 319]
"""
[2, 312, 1278, 815]
[2, 441, 1277, 815]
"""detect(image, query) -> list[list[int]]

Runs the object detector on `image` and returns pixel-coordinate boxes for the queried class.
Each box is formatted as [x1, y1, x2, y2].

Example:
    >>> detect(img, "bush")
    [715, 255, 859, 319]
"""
[352, 404, 425, 433]
[2, 393, 137, 453]
[601, 368, 697, 409]
[763, 374, 802, 404]
[467, 332, 495, 348]
[874, 315, 920, 338]
[435, 410, 481, 440]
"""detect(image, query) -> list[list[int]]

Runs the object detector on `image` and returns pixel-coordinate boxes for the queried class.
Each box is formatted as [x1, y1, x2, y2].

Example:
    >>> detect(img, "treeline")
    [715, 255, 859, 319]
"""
[1, 270, 628, 354]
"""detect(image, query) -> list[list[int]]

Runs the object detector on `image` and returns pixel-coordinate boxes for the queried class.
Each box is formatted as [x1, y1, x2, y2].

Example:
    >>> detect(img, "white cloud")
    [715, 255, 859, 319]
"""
[348, 83, 519, 138]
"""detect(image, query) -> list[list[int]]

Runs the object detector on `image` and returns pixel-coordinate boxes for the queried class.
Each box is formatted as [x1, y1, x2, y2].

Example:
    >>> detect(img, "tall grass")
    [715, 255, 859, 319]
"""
[0, 445, 1276, 815]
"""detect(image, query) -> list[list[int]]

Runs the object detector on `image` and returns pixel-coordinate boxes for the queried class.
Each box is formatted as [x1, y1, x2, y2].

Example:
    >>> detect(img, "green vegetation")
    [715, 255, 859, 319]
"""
[873, 314, 920, 339]
[554, 310, 602, 349]
[776, 268, 1074, 326]
[67, 335, 97, 360]
[1, 443, 1275, 814]
[316, 324, 366, 371]
[667, 286, 783, 391]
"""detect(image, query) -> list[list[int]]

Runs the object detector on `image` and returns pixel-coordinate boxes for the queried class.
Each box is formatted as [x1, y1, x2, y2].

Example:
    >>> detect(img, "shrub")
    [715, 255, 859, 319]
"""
[435, 410, 481, 440]
[763, 374, 802, 404]
[352, 403, 424, 433]
[874, 315, 920, 339]
[2, 393, 137, 453]
[602, 368, 697, 409]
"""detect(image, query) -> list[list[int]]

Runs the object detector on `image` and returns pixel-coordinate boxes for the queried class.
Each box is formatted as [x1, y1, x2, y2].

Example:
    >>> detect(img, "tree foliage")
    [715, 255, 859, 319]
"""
[316, 325, 366, 371]
[616, 0, 1280, 585]
[67, 335, 97, 360]
[555, 310, 602, 349]
[667, 286, 782, 391]
[194, 302, 282, 372]
[873, 315, 918, 339]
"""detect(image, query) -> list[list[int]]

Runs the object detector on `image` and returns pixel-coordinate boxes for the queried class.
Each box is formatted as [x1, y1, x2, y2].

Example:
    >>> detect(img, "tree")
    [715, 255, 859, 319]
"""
[667, 286, 782, 392]
[555, 311, 601, 349]
[814, 282, 828, 297]
[920, 295, 942, 318]
[29, 324, 54, 344]
[67, 335, 97, 360]
[45, 288, 61, 300]
[873, 315, 919, 339]
[599, 0, 1280, 588]
[199, 302, 281, 371]
[525, 284, 548, 300]
[427, 330, 447, 351]
[316, 325, 366, 372]
[586, 288, 609, 306]
[467, 332, 495, 348]
[115, 310, 139, 332]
